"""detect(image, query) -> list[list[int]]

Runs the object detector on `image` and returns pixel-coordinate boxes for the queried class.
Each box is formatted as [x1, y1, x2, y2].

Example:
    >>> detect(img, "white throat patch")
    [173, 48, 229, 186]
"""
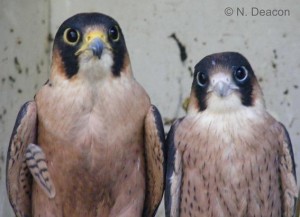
[206, 93, 244, 113]
[78, 50, 113, 81]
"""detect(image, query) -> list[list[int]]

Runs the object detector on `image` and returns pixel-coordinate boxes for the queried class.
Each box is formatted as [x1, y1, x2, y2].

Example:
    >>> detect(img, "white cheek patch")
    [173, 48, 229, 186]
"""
[100, 52, 114, 71]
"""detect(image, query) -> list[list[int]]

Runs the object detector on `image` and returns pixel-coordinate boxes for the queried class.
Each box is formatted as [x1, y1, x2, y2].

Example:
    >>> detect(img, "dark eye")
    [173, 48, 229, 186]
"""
[234, 66, 248, 82]
[64, 28, 80, 45]
[196, 71, 208, 87]
[108, 26, 119, 41]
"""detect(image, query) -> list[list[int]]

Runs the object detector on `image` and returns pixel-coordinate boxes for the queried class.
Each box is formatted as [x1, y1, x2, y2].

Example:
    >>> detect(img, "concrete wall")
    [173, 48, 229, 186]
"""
[0, 0, 299, 216]
[0, 0, 50, 216]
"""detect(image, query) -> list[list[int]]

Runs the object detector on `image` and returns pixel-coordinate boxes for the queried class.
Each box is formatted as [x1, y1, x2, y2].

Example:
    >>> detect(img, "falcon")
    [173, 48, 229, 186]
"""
[6, 13, 165, 217]
[165, 52, 298, 217]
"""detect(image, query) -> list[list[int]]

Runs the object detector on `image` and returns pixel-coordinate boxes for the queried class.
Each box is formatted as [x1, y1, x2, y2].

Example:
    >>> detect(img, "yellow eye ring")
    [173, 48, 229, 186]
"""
[63, 28, 80, 45]
[108, 25, 120, 42]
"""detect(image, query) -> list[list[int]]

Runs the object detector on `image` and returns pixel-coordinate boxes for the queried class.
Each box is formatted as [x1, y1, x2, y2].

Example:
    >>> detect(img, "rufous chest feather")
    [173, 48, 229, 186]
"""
[176, 109, 284, 217]
[35, 77, 150, 149]
[176, 109, 280, 177]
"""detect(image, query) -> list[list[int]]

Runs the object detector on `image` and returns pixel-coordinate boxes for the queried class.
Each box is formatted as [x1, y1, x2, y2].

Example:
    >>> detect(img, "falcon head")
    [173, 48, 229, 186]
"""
[188, 52, 265, 113]
[50, 13, 130, 82]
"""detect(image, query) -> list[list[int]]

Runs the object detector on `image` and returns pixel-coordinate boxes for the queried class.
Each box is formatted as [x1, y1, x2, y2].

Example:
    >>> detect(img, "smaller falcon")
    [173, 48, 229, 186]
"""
[165, 52, 298, 217]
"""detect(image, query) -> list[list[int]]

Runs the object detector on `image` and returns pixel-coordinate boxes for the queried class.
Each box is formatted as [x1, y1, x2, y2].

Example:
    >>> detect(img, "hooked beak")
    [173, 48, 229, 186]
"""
[211, 73, 238, 98]
[88, 38, 103, 59]
[214, 81, 231, 97]
[75, 30, 109, 59]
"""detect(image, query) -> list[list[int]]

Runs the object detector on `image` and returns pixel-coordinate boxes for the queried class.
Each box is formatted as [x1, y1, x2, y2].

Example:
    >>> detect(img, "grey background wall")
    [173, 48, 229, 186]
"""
[0, 0, 299, 216]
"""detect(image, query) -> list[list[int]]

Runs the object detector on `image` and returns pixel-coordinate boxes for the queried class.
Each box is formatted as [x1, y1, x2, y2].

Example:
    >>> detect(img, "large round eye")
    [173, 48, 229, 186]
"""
[234, 66, 248, 82]
[63, 28, 80, 45]
[196, 71, 208, 87]
[108, 26, 120, 41]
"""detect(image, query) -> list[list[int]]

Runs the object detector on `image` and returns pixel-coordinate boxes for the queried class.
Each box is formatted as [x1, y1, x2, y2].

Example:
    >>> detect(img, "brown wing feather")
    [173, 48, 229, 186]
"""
[25, 143, 56, 198]
[6, 101, 37, 217]
[279, 123, 298, 217]
[143, 105, 166, 217]
[165, 118, 183, 217]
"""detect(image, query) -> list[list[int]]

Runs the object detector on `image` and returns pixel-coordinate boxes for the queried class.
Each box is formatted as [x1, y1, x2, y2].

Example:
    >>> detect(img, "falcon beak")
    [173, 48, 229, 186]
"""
[75, 30, 110, 59]
[88, 38, 104, 59]
[214, 81, 231, 97]
[211, 73, 238, 98]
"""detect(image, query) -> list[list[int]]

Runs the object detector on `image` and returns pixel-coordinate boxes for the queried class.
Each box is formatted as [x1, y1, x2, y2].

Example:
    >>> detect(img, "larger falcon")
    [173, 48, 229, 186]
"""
[6, 13, 165, 217]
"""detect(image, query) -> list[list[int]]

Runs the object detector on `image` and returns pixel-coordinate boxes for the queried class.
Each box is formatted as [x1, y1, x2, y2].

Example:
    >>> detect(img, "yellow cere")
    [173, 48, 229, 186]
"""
[75, 30, 111, 56]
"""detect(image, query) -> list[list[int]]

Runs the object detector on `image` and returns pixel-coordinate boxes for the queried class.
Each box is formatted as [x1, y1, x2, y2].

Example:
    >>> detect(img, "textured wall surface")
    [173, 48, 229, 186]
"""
[0, 0, 50, 216]
[0, 0, 299, 216]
